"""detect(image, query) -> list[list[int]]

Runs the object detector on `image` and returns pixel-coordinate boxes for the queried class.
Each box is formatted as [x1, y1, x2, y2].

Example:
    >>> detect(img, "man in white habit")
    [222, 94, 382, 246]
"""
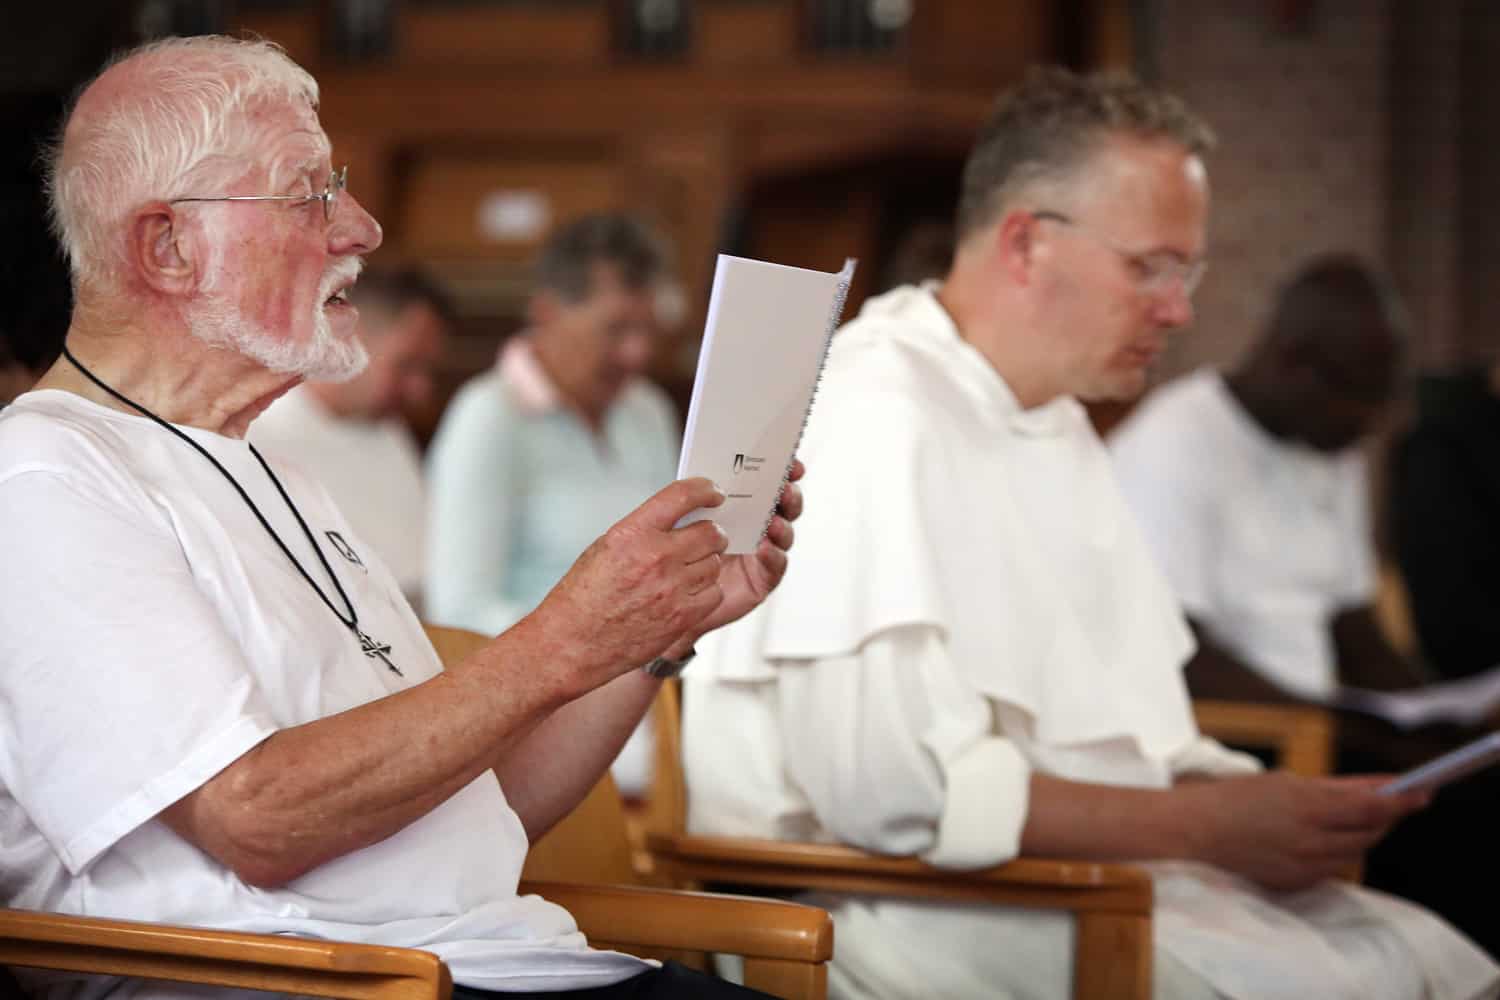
[680, 66, 1500, 1000]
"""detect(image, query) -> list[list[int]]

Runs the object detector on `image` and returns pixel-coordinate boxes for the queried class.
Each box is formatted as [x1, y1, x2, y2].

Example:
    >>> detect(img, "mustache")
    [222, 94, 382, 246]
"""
[319, 258, 364, 300]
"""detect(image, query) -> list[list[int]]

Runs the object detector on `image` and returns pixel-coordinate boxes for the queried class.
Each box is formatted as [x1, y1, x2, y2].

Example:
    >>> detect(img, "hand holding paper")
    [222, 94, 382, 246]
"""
[681, 459, 807, 644]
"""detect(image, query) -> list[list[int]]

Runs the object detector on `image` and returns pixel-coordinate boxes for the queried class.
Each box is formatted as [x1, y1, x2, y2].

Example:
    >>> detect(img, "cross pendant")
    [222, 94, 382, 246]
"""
[358, 628, 403, 676]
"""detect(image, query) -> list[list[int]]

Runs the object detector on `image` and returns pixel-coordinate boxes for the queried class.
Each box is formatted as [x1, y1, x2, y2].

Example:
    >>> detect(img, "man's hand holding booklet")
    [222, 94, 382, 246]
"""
[674, 254, 855, 551]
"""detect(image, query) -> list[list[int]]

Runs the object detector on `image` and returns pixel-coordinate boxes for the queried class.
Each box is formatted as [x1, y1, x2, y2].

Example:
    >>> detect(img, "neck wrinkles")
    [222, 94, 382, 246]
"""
[47, 310, 299, 438]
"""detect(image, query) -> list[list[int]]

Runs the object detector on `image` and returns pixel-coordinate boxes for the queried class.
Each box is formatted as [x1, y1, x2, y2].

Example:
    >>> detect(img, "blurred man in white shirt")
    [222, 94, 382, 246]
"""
[254, 267, 452, 607]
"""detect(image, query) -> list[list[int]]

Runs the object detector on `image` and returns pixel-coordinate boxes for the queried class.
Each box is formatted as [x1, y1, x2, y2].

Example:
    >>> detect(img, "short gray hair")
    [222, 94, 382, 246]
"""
[533, 213, 670, 303]
[956, 66, 1215, 242]
[46, 35, 319, 293]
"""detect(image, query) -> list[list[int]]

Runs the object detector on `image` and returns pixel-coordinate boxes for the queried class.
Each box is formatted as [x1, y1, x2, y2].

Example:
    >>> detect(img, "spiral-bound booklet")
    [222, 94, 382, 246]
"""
[675, 254, 856, 552]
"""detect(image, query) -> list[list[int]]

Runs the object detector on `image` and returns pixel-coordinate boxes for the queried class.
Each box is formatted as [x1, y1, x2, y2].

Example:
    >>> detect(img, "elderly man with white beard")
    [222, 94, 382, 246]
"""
[0, 35, 802, 1000]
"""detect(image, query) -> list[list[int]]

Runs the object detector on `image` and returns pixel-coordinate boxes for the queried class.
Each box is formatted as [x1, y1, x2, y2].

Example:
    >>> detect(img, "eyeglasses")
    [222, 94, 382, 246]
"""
[1033, 210, 1206, 297]
[170, 165, 349, 223]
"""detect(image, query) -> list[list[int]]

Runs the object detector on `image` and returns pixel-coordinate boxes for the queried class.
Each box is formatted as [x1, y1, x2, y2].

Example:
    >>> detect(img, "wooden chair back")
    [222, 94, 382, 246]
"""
[1192, 700, 1334, 777]
[522, 778, 640, 886]
[638, 677, 688, 847]
[421, 624, 643, 886]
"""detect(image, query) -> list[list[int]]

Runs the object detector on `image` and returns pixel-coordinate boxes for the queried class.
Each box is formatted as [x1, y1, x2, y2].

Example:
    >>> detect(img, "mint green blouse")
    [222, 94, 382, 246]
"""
[424, 369, 680, 635]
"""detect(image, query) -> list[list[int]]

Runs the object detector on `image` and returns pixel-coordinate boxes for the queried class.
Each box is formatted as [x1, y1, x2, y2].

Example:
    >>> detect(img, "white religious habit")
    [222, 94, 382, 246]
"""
[1107, 368, 1376, 701]
[683, 285, 1499, 1000]
[0, 391, 650, 999]
[253, 385, 429, 607]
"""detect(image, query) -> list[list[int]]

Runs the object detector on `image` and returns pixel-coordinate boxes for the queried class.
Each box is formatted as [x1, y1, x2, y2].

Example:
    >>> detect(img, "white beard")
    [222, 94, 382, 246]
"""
[188, 260, 369, 382]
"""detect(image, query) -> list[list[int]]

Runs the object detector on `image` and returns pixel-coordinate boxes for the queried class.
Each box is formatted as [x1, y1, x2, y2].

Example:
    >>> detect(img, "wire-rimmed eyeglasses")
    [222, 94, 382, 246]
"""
[170, 165, 348, 223]
[1033, 210, 1206, 298]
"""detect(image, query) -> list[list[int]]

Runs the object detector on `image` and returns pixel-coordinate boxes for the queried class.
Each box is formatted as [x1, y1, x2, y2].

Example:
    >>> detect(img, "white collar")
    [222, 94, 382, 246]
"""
[850, 283, 1084, 438]
[496, 336, 563, 416]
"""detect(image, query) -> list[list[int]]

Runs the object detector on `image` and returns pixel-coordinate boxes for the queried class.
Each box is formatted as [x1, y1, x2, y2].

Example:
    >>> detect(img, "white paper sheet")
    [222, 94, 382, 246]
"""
[675, 254, 855, 552]
[1335, 663, 1500, 730]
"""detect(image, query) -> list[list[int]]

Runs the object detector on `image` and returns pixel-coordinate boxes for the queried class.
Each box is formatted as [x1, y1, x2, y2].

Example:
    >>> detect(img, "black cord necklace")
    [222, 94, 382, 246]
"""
[60, 344, 402, 676]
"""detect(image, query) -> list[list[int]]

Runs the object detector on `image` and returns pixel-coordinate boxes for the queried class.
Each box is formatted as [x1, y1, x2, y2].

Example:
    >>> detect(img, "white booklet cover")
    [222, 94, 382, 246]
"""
[676, 254, 856, 552]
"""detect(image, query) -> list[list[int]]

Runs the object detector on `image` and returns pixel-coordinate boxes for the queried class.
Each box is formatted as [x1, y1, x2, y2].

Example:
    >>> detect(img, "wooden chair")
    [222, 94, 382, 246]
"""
[428, 623, 832, 999]
[0, 627, 832, 1000]
[637, 679, 1339, 1000]
[0, 908, 451, 1000]
[1192, 698, 1334, 778]
[424, 625, 646, 887]
[0, 888, 829, 1000]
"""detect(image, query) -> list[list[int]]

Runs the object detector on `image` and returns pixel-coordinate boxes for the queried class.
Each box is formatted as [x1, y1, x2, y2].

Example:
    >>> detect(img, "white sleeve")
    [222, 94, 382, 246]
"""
[1335, 455, 1378, 609]
[777, 624, 1031, 870]
[1168, 737, 1264, 780]
[0, 470, 278, 874]
[424, 383, 529, 635]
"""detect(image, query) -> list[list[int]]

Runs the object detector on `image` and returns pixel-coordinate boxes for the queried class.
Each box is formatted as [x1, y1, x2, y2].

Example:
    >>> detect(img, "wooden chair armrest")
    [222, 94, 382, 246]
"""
[1194, 699, 1335, 777]
[0, 909, 450, 1000]
[519, 880, 832, 963]
[645, 834, 1152, 915]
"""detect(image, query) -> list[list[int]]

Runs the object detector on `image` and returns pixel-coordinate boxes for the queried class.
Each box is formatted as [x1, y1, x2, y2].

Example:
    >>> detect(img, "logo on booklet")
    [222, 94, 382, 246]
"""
[731, 453, 764, 475]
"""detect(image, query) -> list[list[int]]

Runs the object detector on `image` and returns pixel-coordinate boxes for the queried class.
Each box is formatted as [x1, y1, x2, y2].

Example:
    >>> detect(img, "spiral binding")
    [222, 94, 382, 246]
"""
[757, 257, 857, 545]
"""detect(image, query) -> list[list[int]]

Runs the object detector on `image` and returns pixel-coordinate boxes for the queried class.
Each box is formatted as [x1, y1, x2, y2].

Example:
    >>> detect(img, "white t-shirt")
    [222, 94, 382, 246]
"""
[1108, 370, 1376, 700]
[252, 386, 428, 605]
[0, 390, 646, 998]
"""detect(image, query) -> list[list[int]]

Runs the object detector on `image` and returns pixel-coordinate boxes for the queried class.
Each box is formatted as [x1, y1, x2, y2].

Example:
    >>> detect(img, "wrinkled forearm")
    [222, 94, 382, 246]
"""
[161, 618, 581, 887]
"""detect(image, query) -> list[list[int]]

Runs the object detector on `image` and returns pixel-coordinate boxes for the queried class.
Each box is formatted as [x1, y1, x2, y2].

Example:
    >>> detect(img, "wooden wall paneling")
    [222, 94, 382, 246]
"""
[1088, 0, 1136, 71]
[234, 11, 321, 68]
[237, 2, 1064, 92]
[745, 169, 884, 315]
[314, 64, 975, 137]
[908, 0, 1055, 88]
[694, 1, 802, 68]
[396, 146, 625, 260]
[622, 124, 738, 393]
[325, 130, 396, 241]
[395, 4, 610, 69]
[743, 115, 914, 179]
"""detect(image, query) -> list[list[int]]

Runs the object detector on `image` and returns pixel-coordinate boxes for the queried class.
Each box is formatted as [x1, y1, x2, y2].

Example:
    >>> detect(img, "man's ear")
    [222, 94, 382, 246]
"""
[129, 203, 198, 295]
[991, 210, 1038, 286]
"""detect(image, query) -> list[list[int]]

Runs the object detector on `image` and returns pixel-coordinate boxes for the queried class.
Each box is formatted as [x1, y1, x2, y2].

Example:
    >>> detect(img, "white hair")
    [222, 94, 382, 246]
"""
[45, 35, 320, 294]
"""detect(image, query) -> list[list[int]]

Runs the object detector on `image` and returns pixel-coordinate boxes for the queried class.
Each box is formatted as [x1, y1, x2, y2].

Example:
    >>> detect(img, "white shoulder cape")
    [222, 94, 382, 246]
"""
[699, 284, 1199, 758]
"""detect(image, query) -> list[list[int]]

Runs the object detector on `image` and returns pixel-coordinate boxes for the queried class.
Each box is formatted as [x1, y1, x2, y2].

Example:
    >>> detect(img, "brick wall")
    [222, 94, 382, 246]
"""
[1148, 0, 1392, 381]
